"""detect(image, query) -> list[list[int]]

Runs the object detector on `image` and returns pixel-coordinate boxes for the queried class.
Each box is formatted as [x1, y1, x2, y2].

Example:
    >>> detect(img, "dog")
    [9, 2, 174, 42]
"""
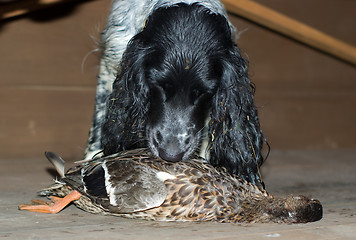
[84, 0, 266, 187]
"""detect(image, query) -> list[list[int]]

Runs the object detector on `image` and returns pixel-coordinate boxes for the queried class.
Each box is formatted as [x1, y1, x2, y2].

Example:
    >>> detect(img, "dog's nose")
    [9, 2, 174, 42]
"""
[158, 148, 184, 162]
[153, 129, 193, 162]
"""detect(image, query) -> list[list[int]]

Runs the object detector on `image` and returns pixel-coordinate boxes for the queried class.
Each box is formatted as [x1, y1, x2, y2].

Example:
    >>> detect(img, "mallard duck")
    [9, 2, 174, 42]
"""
[19, 148, 322, 223]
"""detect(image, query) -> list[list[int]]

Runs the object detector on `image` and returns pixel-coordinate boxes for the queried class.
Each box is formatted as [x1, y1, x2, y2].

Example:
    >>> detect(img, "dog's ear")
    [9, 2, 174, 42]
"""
[208, 44, 265, 186]
[101, 38, 150, 156]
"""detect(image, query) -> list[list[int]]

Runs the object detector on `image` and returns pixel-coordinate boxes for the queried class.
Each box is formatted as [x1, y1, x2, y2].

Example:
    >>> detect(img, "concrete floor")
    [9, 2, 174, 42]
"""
[1, 150, 356, 240]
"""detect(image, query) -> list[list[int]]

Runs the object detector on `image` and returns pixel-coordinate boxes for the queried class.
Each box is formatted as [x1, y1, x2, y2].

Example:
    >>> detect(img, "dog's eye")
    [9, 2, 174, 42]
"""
[191, 89, 201, 99]
[190, 89, 204, 104]
[158, 82, 174, 100]
[160, 82, 172, 92]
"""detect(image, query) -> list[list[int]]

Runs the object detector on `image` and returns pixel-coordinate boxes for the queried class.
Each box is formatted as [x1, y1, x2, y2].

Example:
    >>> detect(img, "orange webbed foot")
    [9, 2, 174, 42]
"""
[29, 199, 49, 205]
[19, 190, 82, 214]
[49, 196, 64, 203]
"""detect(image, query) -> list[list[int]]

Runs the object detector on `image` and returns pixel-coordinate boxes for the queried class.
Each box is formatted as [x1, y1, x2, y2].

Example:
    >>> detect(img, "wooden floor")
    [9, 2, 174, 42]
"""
[1, 150, 355, 239]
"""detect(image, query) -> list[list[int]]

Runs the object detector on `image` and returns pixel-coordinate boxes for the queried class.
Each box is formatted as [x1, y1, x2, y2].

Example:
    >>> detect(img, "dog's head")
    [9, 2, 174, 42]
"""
[140, 4, 234, 161]
[103, 4, 263, 177]
[103, 4, 232, 161]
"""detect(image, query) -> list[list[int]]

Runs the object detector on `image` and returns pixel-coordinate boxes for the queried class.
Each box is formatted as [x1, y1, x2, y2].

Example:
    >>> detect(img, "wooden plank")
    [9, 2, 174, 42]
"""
[256, 90, 356, 149]
[222, 0, 356, 65]
[0, 87, 95, 159]
[1, 86, 355, 159]
[0, 1, 101, 87]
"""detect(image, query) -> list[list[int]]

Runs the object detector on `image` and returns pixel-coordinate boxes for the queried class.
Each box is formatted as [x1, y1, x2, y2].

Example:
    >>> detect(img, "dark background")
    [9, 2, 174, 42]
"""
[0, 0, 355, 159]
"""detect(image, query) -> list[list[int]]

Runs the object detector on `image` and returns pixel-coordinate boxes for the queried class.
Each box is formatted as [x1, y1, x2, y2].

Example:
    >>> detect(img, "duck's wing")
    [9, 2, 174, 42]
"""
[64, 159, 169, 213]
[45, 152, 66, 178]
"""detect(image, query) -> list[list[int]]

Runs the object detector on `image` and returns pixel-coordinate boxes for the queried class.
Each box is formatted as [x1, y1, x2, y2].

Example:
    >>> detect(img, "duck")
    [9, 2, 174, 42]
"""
[19, 148, 322, 223]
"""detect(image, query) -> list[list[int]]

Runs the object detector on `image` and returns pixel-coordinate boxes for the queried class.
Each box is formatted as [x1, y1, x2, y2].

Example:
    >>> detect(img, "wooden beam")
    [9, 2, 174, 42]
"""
[222, 0, 356, 66]
[0, 0, 83, 20]
[2, 0, 355, 65]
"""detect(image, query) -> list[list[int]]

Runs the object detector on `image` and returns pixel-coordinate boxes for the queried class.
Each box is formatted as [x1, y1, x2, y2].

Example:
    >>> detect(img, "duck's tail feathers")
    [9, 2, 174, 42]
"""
[45, 152, 65, 178]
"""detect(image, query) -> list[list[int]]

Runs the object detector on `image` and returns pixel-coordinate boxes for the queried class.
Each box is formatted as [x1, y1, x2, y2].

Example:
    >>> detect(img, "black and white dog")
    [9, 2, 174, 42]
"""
[85, 0, 266, 186]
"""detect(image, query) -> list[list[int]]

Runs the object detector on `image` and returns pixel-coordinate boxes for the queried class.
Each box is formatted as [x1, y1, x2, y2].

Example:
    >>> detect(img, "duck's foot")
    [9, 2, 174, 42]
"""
[19, 190, 82, 214]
